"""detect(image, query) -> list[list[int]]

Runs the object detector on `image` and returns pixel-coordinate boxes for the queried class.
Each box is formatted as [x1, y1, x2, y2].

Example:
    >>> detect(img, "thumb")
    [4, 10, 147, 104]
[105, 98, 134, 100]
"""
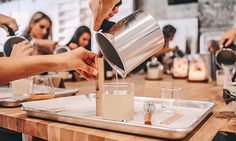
[78, 61, 98, 76]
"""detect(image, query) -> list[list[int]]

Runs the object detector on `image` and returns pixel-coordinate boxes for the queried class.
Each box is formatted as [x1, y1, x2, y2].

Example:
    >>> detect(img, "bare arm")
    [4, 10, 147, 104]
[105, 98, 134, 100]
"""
[35, 39, 57, 53]
[0, 48, 98, 84]
[0, 55, 65, 84]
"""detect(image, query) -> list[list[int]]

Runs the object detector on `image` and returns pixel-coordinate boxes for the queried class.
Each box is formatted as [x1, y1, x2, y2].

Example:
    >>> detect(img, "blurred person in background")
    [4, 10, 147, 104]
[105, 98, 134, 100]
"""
[66, 25, 92, 51]
[0, 13, 98, 83]
[65, 26, 92, 81]
[156, 24, 179, 74]
[25, 11, 57, 55]
[154, 24, 178, 57]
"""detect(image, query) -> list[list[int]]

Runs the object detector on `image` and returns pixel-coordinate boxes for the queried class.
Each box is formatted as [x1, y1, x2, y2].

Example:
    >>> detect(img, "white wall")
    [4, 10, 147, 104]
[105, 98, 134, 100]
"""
[137, 0, 199, 20]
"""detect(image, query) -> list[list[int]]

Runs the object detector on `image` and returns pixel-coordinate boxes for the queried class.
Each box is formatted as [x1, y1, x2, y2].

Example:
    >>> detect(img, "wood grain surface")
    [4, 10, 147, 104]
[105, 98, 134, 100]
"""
[0, 74, 235, 141]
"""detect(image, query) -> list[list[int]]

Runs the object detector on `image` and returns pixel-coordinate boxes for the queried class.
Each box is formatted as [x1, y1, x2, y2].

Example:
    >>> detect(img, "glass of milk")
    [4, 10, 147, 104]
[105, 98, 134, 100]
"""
[102, 83, 134, 121]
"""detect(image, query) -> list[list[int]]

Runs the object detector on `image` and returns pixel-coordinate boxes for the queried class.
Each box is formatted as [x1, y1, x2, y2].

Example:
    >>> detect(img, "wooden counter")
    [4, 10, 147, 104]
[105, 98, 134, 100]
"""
[0, 74, 235, 141]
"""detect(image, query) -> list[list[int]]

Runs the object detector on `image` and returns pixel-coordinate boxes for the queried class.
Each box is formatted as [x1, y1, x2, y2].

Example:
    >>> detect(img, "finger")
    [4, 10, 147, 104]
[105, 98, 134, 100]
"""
[90, 62, 96, 68]
[83, 49, 98, 60]
[12, 41, 27, 49]
[113, 7, 119, 14]
[8, 23, 18, 32]
[22, 43, 33, 51]
[12, 44, 20, 49]
[17, 40, 30, 47]
[225, 39, 234, 47]
[79, 61, 98, 76]
[8, 19, 18, 32]
[84, 57, 96, 68]
[221, 36, 227, 44]
[93, 0, 118, 31]
[24, 48, 34, 56]
[76, 70, 92, 80]
[94, 15, 109, 31]
[108, 7, 118, 18]
[85, 58, 94, 66]
[108, 13, 114, 18]
[105, 16, 110, 20]
[82, 70, 95, 79]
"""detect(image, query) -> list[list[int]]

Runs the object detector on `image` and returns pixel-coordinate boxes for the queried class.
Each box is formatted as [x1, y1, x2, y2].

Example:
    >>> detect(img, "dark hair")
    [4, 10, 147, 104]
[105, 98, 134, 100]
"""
[162, 24, 176, 39]
[66, 26, 91, 51]
[25, 11, 52, 39]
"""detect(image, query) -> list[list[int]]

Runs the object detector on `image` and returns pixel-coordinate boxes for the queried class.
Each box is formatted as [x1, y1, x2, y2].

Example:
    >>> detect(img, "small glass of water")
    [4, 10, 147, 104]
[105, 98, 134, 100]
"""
[102, 83, 134, 121]
[160, 87, 181, 113]
[11, 78, 32, 100]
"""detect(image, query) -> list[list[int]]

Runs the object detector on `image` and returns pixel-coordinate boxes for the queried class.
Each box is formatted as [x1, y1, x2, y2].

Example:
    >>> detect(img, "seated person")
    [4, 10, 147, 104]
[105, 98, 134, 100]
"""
[66, 25, 91, 51]
[25, 11, 57, 55]
[66, 26, 92, 81]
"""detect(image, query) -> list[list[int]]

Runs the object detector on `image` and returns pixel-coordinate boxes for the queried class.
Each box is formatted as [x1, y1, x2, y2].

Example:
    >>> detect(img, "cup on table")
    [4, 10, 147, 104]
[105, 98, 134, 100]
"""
[30, 75, 55, 97]
[160, 87, 181, 113]
[11, 78, 32, 100]
[102, 83, 134, 121]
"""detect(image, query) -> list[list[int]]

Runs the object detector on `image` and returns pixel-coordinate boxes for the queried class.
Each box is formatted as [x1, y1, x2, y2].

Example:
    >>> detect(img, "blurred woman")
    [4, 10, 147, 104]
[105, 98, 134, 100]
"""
[63, 26, 92, 81]
[66, 25, 91, 51]
[25, 11, 57, 55]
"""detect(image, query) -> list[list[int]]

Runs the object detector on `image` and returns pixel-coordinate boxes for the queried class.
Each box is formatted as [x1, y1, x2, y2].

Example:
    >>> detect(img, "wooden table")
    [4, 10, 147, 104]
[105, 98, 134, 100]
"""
[0, 74, 236, 141]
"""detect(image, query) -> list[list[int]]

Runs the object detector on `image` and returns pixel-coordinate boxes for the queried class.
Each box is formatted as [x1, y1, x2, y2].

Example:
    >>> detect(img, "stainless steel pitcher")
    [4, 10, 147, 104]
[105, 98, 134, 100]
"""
[96, 10, 164, 77]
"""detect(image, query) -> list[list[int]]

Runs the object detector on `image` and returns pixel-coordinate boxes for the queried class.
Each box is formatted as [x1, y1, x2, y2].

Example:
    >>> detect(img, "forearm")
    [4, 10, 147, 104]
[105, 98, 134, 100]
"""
[0, 55, 66, 84]
[35, 39, 56, 52]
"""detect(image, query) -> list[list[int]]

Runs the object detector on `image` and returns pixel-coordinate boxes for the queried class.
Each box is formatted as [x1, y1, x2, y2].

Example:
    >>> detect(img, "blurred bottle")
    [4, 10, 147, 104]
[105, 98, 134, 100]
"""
[146, 57, 163, 80]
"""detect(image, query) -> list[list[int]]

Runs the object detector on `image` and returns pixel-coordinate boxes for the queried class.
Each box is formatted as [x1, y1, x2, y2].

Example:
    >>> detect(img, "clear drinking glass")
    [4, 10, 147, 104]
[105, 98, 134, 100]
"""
[11, 78, 32, 100]
[160, 87, 181, 113]
[222, 65, 236, 115]
[30, 75, 55, 97]
[102, 83, 134, 121]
